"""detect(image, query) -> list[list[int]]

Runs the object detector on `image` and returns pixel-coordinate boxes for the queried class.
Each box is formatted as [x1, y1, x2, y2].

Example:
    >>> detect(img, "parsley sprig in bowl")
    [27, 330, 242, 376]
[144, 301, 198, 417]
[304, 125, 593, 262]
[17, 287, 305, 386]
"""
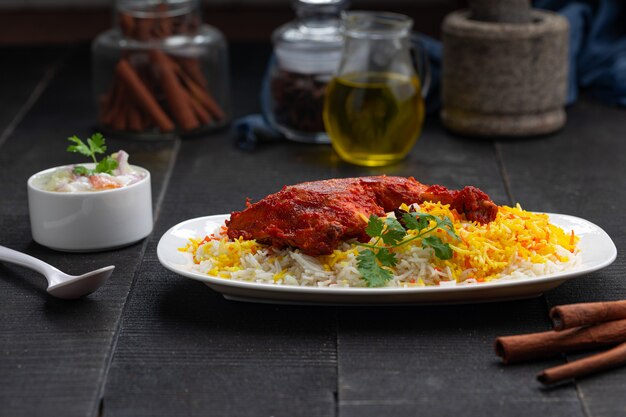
[67, 133, 119, 177]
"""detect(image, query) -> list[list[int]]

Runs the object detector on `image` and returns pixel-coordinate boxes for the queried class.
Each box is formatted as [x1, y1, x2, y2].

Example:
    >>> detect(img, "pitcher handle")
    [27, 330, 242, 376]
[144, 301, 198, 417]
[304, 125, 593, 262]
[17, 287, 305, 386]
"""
[410, 34, 431, 99]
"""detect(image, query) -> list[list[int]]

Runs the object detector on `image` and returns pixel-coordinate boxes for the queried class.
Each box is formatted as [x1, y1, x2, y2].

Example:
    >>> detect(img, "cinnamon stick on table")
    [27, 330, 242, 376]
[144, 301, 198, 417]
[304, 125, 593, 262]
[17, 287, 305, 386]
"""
[494, 318, 626, 364]
[551, 300, 626, 331]
[538, 341, 626, 385]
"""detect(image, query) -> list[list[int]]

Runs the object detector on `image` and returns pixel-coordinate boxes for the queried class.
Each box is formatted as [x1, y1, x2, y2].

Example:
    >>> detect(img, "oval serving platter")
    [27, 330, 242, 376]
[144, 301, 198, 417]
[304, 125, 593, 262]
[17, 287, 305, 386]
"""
[157, 213, 616, 305]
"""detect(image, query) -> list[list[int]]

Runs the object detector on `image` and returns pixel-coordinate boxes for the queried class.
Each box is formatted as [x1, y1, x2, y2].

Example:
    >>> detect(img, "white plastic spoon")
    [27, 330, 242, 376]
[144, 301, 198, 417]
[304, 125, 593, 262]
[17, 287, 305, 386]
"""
[0, 245, 113, 299]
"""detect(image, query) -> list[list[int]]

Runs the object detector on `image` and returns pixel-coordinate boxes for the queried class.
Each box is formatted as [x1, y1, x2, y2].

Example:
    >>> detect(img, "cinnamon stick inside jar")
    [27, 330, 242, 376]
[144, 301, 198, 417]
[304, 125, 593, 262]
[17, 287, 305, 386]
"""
[115, 59, 175, 132]
[551, 300, 626, 331]
[150, 50, 200, 131]
[94, 1, 228, 136]
[494, 318, 626, 364]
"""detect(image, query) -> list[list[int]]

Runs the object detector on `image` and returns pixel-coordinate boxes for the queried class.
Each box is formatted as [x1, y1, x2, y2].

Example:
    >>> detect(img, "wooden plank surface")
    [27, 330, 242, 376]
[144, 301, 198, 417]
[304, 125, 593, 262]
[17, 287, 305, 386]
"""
[0, 47, 65, 143]
[0, 46, 177, 417]
[337, 302, 583, 417]
[497, 99, 626, 416]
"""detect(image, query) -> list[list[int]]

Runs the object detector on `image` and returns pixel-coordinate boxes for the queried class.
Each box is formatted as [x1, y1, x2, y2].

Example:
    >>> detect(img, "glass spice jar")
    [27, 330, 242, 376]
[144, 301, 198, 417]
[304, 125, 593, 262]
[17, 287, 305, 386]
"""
[266, 0, 347, 144]
[92, 0, 230, 139]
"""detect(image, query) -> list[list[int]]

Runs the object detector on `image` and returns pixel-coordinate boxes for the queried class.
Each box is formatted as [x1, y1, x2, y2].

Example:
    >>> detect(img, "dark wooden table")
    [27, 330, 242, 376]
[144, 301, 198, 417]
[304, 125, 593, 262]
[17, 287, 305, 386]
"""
[0, 43, 625, 417]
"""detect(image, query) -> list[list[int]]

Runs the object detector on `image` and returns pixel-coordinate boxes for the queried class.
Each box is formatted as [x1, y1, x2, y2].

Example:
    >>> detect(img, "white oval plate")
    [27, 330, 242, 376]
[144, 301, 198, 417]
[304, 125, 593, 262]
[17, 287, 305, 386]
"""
[157, 213, 617, 305]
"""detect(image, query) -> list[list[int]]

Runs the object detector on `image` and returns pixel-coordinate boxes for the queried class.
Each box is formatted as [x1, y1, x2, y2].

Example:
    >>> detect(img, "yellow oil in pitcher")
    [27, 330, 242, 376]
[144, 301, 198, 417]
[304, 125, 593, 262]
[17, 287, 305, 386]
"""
[323, 71, 424, 167]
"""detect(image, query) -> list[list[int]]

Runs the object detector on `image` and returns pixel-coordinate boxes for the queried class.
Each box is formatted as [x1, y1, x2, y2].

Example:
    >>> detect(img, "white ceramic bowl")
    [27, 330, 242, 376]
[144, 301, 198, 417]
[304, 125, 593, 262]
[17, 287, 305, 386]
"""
[27, 165, 153, 252]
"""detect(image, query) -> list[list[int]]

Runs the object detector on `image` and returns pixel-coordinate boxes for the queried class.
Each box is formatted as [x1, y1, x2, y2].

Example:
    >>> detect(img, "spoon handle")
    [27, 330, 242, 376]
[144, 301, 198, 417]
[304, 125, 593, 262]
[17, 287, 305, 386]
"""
[0, 245, 61, 285]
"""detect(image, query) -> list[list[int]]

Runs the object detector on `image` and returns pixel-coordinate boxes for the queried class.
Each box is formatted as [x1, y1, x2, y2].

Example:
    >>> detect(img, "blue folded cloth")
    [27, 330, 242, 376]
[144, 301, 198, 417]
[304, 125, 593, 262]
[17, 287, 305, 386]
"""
[536, 0, 626, 106]
[233, 114, 283, 151]
[235, 1, 626, 149]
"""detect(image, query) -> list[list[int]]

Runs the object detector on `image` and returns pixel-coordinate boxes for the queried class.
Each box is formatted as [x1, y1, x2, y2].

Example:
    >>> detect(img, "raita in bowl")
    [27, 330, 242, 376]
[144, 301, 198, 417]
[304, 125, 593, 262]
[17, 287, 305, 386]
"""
[27, 134, 153, 252]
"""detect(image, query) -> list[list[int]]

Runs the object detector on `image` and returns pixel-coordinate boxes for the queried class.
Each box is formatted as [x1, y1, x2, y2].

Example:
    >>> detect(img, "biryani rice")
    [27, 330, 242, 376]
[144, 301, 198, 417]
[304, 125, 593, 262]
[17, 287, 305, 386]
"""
[179, 202, 581, 287]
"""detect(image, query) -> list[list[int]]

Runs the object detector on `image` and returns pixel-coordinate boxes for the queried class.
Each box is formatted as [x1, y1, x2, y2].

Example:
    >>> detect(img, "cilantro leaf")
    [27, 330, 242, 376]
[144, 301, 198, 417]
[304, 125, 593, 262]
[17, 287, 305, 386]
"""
[402, 212, 431, 232]
[401, 212, 420, 230]
[66, 136, 92, 158]
[413, 212, 436, 220]
[382, 217, 406, 245]
[356, 210, 460, 286]
[357, 249, 393, 287]
[73, 165, 91, 176]
[375, 247, 397, 267]
[87, 133, 106, 156]
[414, 212, 438, 227]
[65, 133, 118, 176]
[95, 156, 118, 175]
[438, 216, 460, 239]
[422, 236, 453, 260]
[365, 215, 384, 238]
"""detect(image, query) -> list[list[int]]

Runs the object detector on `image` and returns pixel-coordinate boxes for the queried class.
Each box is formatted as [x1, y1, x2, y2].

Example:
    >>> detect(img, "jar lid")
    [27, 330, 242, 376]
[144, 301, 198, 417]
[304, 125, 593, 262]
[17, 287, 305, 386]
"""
[275, 44, 342, 74]
[272, 0, 346, 73]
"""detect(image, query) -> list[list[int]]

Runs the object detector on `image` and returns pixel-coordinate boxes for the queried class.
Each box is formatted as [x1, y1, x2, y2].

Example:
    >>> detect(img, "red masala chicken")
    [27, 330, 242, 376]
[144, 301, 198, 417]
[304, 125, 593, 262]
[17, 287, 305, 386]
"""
[226, 176, 498, 256]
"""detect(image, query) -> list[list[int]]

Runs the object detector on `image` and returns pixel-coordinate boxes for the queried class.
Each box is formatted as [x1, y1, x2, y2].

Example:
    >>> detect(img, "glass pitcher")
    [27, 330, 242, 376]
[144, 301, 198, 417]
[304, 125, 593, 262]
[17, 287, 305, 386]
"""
[323, 12, 430, 166]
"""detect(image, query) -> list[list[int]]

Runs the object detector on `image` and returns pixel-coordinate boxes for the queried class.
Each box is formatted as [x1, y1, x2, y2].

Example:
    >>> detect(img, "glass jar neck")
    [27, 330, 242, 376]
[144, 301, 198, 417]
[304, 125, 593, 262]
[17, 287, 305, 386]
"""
[115, 0, 201, 41]
[290, 0, 346, 41]
[338, 33, 414, 77]
[294, 0, 347, 20]
[337, 12, 415, 77]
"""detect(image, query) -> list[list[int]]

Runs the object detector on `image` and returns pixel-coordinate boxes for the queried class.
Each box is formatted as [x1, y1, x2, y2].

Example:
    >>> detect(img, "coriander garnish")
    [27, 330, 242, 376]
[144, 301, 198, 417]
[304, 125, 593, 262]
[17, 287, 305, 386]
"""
[66, 133, 118, 176]
[356, 209, 459, 287]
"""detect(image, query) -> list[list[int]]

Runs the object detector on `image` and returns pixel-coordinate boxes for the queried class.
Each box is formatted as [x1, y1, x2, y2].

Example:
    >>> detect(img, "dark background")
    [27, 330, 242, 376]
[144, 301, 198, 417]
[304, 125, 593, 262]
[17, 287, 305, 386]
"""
[0, 0, 465, 44]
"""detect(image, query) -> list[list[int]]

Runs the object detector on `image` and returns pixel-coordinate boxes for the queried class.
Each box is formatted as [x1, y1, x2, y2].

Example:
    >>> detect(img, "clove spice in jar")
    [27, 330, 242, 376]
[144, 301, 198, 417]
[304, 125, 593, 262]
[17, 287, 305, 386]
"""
[270, 69, 329, 135]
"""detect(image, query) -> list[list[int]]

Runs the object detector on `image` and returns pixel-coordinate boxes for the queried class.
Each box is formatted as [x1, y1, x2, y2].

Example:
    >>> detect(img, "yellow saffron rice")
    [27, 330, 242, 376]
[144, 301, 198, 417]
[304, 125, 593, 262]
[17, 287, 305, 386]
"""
[180, 202, 580, 287]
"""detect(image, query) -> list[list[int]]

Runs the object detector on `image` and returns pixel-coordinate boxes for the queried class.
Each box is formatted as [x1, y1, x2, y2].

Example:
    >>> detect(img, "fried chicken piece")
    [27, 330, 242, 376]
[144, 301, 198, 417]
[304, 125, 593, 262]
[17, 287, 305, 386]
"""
[226, 176, 498, 255]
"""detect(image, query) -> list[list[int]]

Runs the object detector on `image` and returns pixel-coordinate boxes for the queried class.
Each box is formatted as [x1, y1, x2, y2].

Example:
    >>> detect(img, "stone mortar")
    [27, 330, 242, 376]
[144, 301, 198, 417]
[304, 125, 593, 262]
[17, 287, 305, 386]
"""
[441, 9, 569, 137]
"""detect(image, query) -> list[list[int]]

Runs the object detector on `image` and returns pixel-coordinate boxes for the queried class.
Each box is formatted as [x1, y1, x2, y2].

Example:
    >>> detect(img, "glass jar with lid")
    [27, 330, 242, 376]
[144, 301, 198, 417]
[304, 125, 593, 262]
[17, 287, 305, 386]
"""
[92, 0, 230, 139]
[266, 0, 347, 144]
